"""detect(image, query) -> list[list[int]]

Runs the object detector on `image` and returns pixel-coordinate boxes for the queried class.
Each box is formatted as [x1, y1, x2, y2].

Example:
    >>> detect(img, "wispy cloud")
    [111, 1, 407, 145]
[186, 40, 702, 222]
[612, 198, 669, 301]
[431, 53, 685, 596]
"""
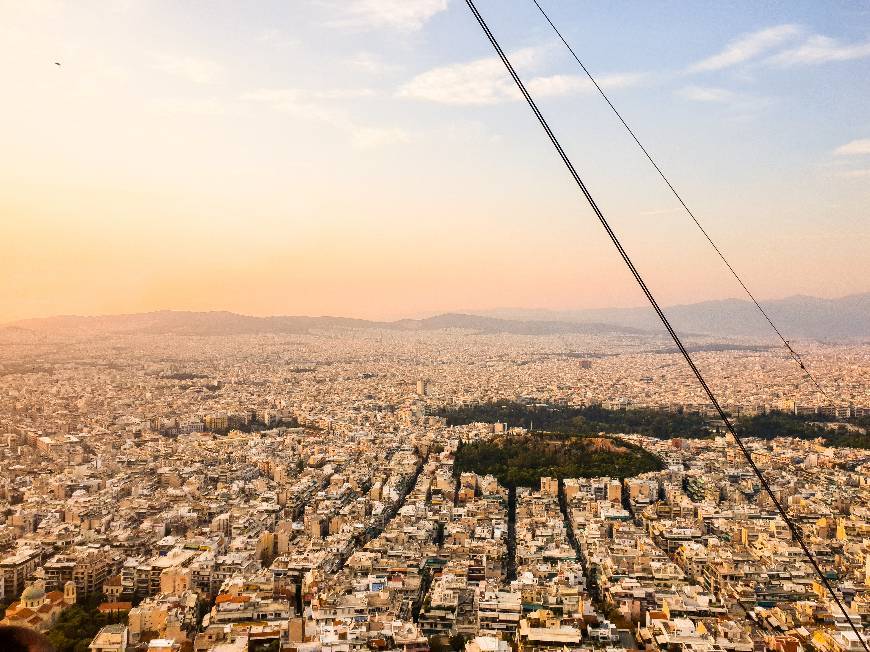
[151, 53, 222, 84]
[838, 168, 870, 179]
[241, 88, 375, 104]
[686, 24, 870, 75]
[396, 50, 532, 105]
[346, 51, 400, 74]
[834, 138, 870, 156]
[398, 49, 641, 105]
[326, 0, 448, 31]
[675, 85, 772, 119]
[677, 86, 735, 103]
[256, 28, 298, 50]
[819, 139, 870, 180]
[769, 35, 870, 66]
[527, 73, 642, 97]
[149, 97, 227, 117]
[241, 87, 409, 149]
[349, 126, 412, 148]
[688, 24, 801, 72]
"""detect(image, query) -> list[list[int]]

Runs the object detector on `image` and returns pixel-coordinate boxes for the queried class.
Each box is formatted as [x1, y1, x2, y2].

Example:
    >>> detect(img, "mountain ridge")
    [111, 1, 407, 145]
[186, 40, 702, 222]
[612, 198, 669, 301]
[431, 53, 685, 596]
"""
[471, 292, 870, 340]
[1, 310, 645, 337]
[3, 292, 867, 339]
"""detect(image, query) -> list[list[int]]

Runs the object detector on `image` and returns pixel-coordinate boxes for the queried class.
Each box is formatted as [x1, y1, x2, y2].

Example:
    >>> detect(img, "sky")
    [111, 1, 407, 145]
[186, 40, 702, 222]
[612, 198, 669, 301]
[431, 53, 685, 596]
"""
[1, 0, 869, 322]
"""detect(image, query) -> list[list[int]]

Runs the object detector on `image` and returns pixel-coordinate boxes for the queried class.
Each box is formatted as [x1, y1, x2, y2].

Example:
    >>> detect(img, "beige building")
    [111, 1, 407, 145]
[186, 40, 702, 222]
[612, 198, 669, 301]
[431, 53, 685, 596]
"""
[0, 580, 76, 632]
[89, 623, 129, 652]
[0, 547, 42, 600]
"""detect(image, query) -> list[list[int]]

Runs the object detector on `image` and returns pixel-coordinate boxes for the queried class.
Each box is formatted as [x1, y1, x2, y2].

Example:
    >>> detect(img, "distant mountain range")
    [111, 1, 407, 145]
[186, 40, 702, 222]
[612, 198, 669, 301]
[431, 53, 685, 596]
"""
[472, 293, 870, 341]
[2, 293, 866, 340]
[1, 311, 644, 337]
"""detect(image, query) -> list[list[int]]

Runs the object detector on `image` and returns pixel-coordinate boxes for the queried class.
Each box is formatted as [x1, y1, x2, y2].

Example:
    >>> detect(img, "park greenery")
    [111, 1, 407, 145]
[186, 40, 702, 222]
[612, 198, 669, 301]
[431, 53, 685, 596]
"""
[437, 401, 869, 449]
[435, 401, 710, 438]
[46, 593, 128, 652]
[453, 433, 664, 488]
[735, 412, 870, 449]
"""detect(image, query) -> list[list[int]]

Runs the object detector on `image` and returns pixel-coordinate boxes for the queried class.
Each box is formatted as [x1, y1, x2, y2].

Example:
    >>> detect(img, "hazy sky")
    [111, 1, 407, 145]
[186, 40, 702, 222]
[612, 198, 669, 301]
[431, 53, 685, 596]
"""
[2, 0, 869, 322]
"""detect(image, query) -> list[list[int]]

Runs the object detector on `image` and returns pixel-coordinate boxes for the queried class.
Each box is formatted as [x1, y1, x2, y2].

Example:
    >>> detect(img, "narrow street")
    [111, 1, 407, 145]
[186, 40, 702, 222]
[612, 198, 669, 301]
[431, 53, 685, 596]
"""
[335, 451, 428, 573]
[506, 486, 517, 582]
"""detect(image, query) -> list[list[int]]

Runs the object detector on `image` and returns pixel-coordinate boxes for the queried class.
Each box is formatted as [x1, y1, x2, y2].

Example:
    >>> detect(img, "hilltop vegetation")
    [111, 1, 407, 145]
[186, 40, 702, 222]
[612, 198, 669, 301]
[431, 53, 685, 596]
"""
[453, 433, 664, 488]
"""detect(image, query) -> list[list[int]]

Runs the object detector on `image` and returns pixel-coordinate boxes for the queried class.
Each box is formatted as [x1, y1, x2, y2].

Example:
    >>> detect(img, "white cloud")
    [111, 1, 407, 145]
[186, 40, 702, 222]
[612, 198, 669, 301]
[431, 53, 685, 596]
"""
[0, 0, 65, 22]
[527, 72, 642, 97]
[595, 73, 645, 91]
[834, 139, 870, 156]
[689, 24, 870, 70]
[839, 168, 870, 178]
[242, 87, 408, 149]
[398, 55, 520, 105]
[398, 49, 640, 105]
[347, 51, 400, 74]
[677, 86, 735, 103]
[149, 97, 227, 116]
[351, 126, 411, 148]
[241, 88, 375, 104]
[675, 85, 773, 120]
[689, 24, 801, 72]
[770, 35, 870, 66]
[256, 28, 298, 49]
[151, 54, 222, 84]
[526, 74, 588, 97]
[328, 0, 448, 31]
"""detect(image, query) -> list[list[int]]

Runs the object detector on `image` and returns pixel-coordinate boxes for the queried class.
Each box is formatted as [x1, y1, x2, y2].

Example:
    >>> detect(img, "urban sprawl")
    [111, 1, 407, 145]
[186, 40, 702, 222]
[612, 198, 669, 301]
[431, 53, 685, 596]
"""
[1, 329, 869, 652]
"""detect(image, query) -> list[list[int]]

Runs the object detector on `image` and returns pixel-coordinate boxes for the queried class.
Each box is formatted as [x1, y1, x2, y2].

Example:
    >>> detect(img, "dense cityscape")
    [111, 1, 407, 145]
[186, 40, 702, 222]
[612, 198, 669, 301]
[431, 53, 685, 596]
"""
[4, 1, 870, 652]
[1, 324, 868, 652]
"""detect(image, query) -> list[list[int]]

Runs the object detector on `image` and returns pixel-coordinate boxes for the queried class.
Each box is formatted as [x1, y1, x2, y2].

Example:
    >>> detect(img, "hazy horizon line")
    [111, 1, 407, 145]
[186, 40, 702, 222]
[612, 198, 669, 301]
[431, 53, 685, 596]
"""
[3, 289, 867, 326]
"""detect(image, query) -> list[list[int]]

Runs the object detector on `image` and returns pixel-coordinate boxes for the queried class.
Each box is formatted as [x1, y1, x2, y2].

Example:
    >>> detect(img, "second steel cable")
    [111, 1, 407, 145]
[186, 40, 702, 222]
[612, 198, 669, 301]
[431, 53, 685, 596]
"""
[462, 0, 867, 648]
[529, 0, 832, 403]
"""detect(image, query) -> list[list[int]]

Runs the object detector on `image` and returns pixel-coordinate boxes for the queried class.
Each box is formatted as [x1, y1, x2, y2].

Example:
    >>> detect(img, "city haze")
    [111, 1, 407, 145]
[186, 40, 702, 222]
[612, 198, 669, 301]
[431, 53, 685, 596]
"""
[2, 1, 869, 322]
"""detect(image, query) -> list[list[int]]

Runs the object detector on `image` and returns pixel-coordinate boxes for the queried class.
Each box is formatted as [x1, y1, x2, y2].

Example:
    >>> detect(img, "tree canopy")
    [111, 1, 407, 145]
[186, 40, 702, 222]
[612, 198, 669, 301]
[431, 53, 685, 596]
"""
[454, 433, 663, 488]
[46, 594, 128, 652]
